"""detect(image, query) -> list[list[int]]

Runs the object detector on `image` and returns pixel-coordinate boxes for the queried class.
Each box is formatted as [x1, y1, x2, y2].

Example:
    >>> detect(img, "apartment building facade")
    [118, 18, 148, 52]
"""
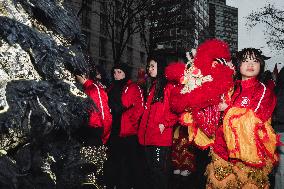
[149, 0, 210, 59]
[66, 0, 148, 79]
[208, 0, 238, 53]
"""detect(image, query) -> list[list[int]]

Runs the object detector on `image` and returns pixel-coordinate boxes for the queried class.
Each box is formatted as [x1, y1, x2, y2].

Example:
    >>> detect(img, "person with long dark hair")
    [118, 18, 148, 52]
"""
[138, 55, 178, 189]
[89, 64, 110, 89]
[105, 63, 144, 189]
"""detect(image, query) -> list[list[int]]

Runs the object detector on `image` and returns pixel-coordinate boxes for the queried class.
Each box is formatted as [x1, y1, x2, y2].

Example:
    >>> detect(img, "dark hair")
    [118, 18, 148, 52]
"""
[111, 63, 131, 81]
[263, 70, 274, 85]
[145, 54, 167, 103]
[232, 48, 266, 104]
[89, 64, 110, 87]
[234, 48, 266, 81]
[275, 67, 284, 94]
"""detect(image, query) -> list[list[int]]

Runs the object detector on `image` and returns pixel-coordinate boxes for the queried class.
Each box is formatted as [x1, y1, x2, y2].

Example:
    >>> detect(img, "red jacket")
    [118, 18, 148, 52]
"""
[83, 79, 112, 144]
[120, 80, 144, 137]
[229, 77, 276, 122]
[138, 82, 178, 146]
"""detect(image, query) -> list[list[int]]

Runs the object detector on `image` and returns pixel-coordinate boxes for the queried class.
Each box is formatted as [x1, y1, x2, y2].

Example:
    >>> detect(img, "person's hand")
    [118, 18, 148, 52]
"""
[75, 74, 87, 84]
[218, 102, 228, 111]
[159, 124, 165, 134]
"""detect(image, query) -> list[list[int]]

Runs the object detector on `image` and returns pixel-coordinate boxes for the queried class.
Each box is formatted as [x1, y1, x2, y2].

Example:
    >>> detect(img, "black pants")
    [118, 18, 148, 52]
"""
[77, 126, 103, 146]
[194, 148, 210, 188]
[144, 146, 172, 189]
[104, 135, 143, 189]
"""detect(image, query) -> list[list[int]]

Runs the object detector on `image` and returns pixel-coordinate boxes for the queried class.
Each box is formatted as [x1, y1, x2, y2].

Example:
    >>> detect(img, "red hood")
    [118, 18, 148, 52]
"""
[165, 62, 186, 83]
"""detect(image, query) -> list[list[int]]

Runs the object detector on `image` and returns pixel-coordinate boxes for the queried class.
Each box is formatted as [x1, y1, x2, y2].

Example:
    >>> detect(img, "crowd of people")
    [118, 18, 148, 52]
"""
[75, 39, 284, 189]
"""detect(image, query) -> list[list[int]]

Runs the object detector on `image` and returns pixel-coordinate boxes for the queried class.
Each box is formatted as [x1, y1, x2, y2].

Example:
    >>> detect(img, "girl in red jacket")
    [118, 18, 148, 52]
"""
[105, 63, 144, 189]
[206, 48, 278, 189]
[138, 55, 178, 189]
[76, 73, 112, 145]
[75, 68, 112, 187]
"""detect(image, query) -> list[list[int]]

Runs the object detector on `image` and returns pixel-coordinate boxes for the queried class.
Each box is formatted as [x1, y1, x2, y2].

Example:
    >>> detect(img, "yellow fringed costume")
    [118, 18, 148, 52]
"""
[206, 77, 278, 189]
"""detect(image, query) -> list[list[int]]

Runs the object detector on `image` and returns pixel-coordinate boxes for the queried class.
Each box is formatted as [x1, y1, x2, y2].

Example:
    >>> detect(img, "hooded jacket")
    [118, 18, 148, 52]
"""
[138, 82, 178, 146]
[83, 79, 112, 144]
[108, 80, 144, 137]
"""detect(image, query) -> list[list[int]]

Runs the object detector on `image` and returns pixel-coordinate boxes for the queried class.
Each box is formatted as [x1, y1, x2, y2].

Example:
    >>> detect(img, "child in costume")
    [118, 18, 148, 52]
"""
[165, 40, 278, 189]
[206, 48, 278, 189]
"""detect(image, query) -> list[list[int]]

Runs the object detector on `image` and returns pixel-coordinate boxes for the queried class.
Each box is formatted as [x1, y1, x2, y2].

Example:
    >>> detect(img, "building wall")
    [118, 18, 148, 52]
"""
[149, 0, 210, 57]
[66, 0, 148, 80]
[209, 0, 238, 53]
[193, 0, 210, 47]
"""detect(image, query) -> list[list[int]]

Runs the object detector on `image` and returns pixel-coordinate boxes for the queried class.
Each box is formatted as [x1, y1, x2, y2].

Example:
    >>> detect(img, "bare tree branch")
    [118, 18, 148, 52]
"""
[78, 0, 152, 64]
[246, 4, 284, 50]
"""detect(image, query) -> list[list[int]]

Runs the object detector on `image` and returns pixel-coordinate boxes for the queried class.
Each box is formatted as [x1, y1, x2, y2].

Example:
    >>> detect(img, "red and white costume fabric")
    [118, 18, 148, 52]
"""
[205, 77, 278, 189]
[83, 79, 112, 144]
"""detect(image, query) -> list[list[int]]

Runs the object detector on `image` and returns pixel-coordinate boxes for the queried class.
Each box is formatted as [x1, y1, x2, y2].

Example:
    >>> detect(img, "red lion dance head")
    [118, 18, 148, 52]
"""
[166, 39, 235, 113]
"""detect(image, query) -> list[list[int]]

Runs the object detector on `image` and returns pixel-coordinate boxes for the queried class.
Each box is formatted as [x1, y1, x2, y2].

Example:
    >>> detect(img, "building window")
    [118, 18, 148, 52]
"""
[171, 41, 176, 49]
[176, 40, 182, 48]
[100, 13, 108, 35]
[128, 26, 133, 45]
[81, 0, 92, 29]
[100, 2, 107, 12]
[170, 29, 174, 36]
[140, 52, 145, 64]
[140, 32, 145, 46]
[115, 21, 122, 40]
[99, 37, 107, 58]
[82, 30, 91, 52]
[176, 15, 182, 22]
[176, 28, 181, 35]
[127, 47, 133, 65]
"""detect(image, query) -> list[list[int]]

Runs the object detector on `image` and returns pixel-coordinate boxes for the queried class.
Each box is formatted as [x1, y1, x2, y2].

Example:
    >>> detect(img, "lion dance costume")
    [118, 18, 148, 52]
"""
[165, 39, 278, 189]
